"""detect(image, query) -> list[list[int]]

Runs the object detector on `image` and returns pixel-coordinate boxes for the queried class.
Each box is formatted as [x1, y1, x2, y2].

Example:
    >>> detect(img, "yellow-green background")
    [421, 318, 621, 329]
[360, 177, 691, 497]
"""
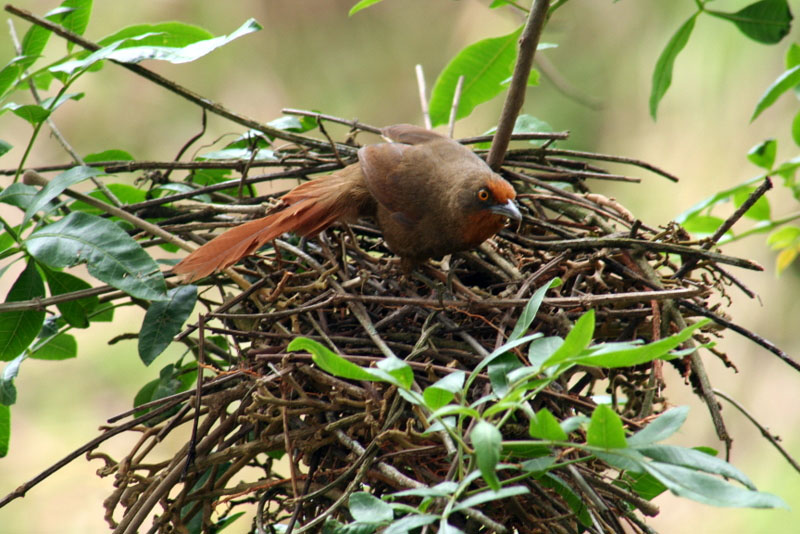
[1, 1, 798, 532]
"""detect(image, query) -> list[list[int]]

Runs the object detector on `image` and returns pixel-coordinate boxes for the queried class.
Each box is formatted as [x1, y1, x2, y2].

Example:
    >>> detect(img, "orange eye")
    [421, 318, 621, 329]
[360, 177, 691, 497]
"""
[477, 188, 490, 202]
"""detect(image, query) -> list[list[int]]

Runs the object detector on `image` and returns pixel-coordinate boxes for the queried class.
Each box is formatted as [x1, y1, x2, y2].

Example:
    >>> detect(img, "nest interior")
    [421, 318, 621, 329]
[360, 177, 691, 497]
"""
[84, 127, 759, 534]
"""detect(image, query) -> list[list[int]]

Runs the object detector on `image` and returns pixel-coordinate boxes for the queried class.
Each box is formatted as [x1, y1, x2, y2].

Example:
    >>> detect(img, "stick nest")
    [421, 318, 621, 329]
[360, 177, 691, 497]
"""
[94, 126, 755, 534]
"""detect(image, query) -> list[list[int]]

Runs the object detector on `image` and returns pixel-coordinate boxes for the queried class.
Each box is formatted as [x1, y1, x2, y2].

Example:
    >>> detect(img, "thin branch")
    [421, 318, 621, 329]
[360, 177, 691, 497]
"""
[673, 177, 773, 279]
[714, 389, 800, 474]
[487, 0, 550, 169]
[22, 170, 196, 253]
[415, 64, 432, 130]
[448, 75, 465, 138]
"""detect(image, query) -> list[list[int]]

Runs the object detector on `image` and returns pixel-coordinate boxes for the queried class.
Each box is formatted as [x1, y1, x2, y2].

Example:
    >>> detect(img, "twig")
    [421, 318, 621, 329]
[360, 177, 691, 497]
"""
[678, 299, 800, 372]
[487, 0, 550, 169]
[22, 169, 196, 252]
[673, 177, 772, 278]
[448, 75, 465, 138]
[281, 108, 382, 135]
[714, 389, 800, 474]
[510, 147, 680, 182]
[415, 64, 432, 130]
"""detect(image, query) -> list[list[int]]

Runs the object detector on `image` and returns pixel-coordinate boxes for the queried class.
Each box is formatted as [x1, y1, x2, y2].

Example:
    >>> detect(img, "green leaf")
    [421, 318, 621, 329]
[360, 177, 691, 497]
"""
[752, 64, 800, 121]
[197, 147, 275, 161]
[621, 471, 668, 501]
[0, 21, 52, 98]
[477, 114, 552, 149]
[628, 406, 688, 446]
[0, 403, 9, 456]
[0, 139, 11, 158]
[540, 473, 593, 527]
[0, 261, 45, 361]
[287, 337, 381, 382]
[43, 263, 97, 327]
[570, 320, 708, 368]
[24, 165, 103, 225]
[451, 486, 530, 512]
[26, 211, 168, 301]
[392, 481, 459, 498]
[56, 18, 262, 73]
[84, 149, 135, 163]
[348, 492, 393, 523]
[539, 309, 595, 368]
[643, 461, 787, 508]
[266, 115, 318, 134]
[138, 285, 197, 365]
[372, 356, 413, 389]
[508, 279, 559, 342]
[472, 420, 502, 491]
[429, 26, 522, 126]
[529, 408, 568, 441]
[0, 183, 38, 210]
[488, 352, 522, 397]
[767, 225, 800, 248]
[792, 111, 800, 147]
[60, 0, 93, 48]
[423, 371, 465, 411]
[1, 103, 50, 126]
[707, 0, 792, 45]
[97, 22, 214, 48]
[637, 445, 755, 489]
[586, 404, 627, 449]
[382, 515, 438, 534]
[30, 332, 77, 360]
[683, 214, 725, 236]
[650, 14, 698, 119]
[349, 0, 385, 16]
[747, 138, 777, 169]
[527, 336, 563, 370]
[70, 184, 147, 215]
[1, 354, 24, 405]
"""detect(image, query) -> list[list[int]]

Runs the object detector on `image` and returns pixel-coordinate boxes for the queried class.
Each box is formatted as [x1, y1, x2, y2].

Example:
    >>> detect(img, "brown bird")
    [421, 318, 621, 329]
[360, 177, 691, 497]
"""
[173, 124, 521, 282]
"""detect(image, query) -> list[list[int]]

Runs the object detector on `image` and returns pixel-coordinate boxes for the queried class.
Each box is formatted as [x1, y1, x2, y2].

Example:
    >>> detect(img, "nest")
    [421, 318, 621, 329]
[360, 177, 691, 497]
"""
[71, 121, 768, 533]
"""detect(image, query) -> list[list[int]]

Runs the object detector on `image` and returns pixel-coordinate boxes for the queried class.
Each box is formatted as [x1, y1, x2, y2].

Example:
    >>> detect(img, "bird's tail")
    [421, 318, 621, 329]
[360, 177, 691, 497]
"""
[173, 164, 365, 282]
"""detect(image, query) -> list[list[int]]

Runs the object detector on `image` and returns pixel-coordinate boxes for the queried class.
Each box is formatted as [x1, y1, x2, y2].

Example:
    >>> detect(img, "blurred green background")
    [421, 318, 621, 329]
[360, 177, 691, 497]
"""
[1, 0, 799, 532]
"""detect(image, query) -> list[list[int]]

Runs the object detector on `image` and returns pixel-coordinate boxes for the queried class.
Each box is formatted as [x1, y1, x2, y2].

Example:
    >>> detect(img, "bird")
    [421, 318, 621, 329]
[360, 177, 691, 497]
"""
[172, 124, 521, 282]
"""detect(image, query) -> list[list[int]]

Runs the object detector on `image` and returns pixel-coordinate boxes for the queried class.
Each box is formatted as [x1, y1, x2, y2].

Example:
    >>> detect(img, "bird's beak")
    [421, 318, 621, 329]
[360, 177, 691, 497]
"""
[489, 199, 522, 222]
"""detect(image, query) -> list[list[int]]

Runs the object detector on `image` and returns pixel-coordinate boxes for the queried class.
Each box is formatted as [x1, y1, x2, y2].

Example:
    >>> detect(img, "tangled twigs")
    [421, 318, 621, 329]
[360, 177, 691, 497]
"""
[4, 101, 793, 531]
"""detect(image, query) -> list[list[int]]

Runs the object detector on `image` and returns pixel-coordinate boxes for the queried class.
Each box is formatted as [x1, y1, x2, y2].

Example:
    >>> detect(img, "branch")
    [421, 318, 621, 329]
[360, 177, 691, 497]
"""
[487, 0, 551, 169]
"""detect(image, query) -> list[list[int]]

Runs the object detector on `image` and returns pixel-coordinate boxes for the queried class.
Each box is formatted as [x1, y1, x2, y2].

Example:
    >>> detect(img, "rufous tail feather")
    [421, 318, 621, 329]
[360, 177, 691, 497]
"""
[172, 168, 359, 282]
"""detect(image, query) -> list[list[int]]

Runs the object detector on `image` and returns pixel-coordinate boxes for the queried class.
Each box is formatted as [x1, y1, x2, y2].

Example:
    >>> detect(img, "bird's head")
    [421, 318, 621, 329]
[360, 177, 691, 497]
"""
[457, 173, 521, 246]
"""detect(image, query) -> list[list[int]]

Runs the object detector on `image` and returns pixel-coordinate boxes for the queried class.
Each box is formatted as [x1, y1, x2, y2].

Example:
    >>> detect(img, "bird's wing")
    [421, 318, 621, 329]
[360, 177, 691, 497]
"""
[358, 143, 427, 226]
[380, 124, 446, 145]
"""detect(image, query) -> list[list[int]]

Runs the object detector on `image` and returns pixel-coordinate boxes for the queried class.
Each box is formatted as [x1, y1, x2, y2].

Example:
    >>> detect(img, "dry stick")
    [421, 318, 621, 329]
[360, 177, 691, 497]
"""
[513, 147, 680, 182]
[713, 389, 800, 474]
[22, 171, 254, 292]
[487, 0, 550, 169]
[22, 170, 194, 252]
[282, 108, 382, 136]
[0, 159, 306, 175]
[448, 75, 465, 138]
[678, 299, 800, 372]
[673, 177, 773, 279]
[125, 163, 342, 212]
[520, 235, 762, 272]
[116, 411, 237, 534]
[0, 396, 183, 508]
[212, 287, 706, 320]
[636, 257, 731, 449]
[415, 64, 432, 130]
